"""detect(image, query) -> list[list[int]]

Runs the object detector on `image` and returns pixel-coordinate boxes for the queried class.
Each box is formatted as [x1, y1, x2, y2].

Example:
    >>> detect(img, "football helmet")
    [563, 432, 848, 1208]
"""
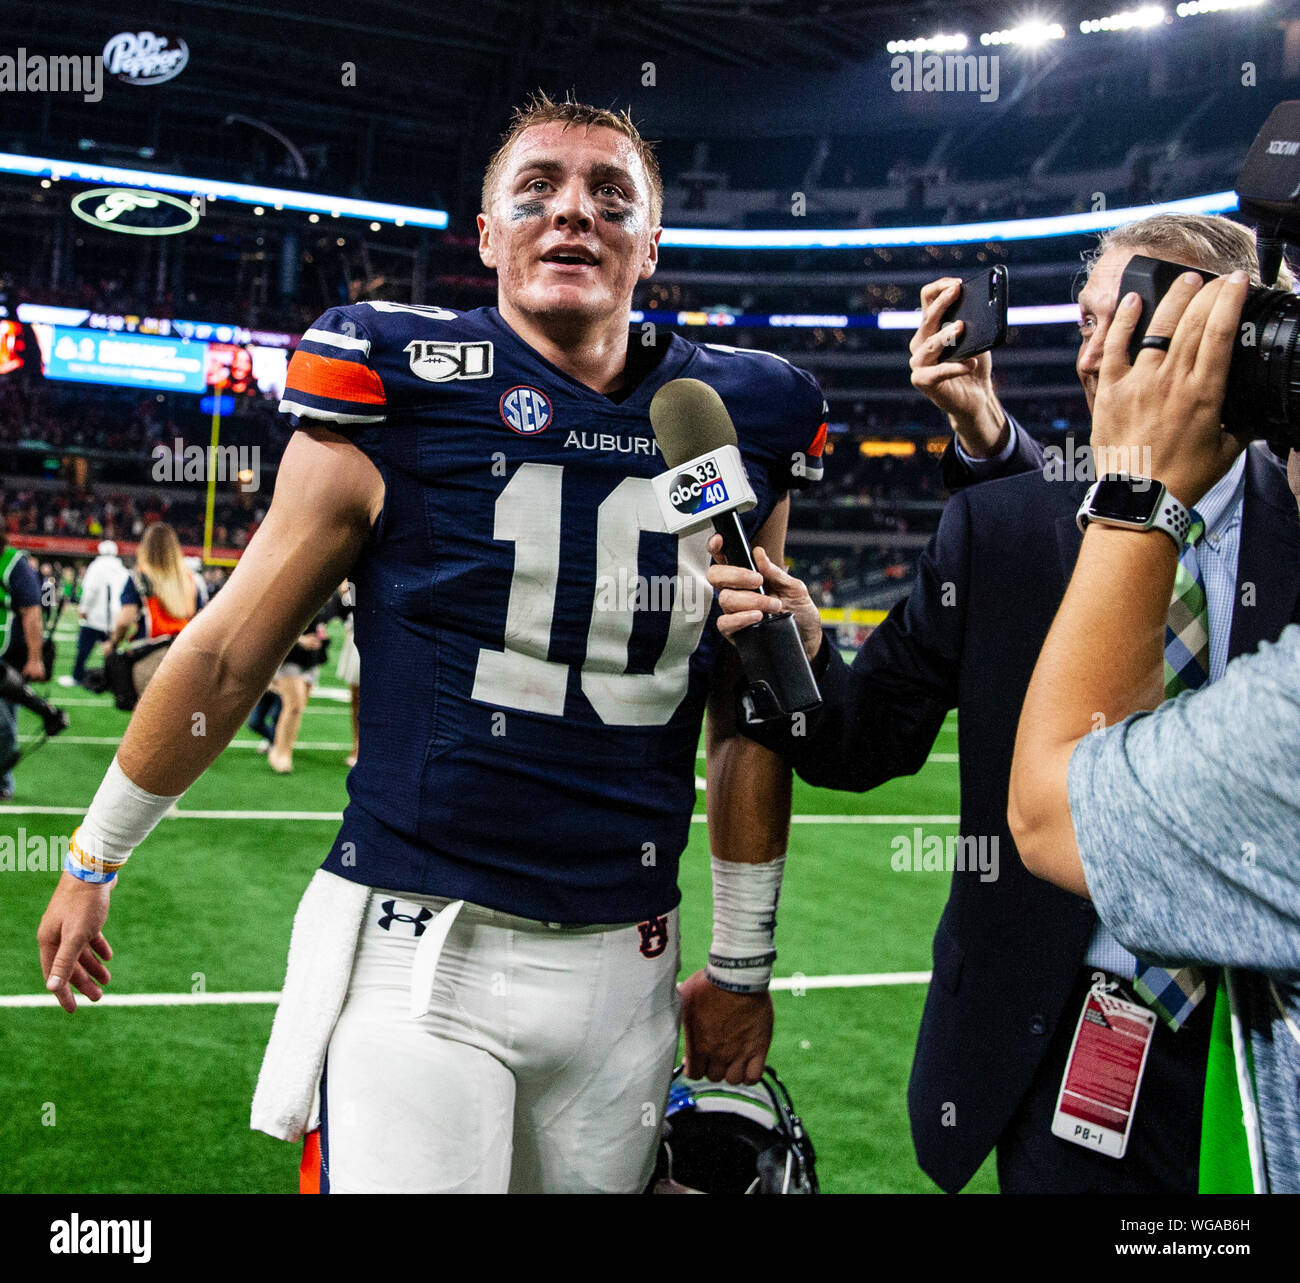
[648, 1065, 818, 1194]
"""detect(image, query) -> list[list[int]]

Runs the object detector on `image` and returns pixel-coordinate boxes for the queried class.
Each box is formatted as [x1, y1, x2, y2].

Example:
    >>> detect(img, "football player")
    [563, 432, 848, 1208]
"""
[36, 93, 827, 1193]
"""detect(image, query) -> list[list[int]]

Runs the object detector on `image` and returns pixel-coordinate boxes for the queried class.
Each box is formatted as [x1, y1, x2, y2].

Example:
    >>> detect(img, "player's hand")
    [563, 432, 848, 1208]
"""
[38, 873, 114, 1013]
[22, 656, 46, 682]
[909, 277, 1008, 458]
[101, 641, 115, 657]
[1093, 270, 1248, 508]
[679, 968, 773, 1085]
[705, 535, 822, 661]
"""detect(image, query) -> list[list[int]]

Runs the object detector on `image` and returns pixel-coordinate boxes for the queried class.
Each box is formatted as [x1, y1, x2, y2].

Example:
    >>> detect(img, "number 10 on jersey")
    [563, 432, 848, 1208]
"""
[471, 463, 714, 727]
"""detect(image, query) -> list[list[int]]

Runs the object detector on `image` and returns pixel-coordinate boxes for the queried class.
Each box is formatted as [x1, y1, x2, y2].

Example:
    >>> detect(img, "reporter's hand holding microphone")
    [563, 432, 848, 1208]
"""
[706, 536, 824, 663]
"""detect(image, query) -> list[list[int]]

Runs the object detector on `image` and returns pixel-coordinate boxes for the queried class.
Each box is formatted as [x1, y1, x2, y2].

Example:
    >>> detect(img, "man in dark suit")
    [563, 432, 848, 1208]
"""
[708, 214, 1300, 1193]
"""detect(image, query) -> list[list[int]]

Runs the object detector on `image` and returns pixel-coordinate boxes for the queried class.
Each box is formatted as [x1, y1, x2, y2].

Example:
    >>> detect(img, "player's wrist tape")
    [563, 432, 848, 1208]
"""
[707, 854, 785, 994]
[68, 757, 183, 880]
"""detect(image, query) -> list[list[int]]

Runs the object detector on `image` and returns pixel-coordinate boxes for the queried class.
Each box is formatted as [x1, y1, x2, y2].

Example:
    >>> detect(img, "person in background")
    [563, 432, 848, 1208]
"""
[0, 531, 47, 798]
[203, 567, 227, 599]
[104, 524, 199, 654]
[267, 613, 329, 775]
[336, 580, 360, 767]
[37, 563, 57, 628]
[184, 557, 210, 610]
[246, 686, 282, 756]
[62, 541, 128, 689]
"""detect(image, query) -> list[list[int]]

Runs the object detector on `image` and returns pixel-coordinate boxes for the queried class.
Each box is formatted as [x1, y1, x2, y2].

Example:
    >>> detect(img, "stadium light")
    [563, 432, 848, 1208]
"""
[658, 189, 1238, 250]
[886, 34, 968, 52]
[1079, 5, 1167, 32]
[0, 151, 449, 229]
[980, 21, 1066, 45]
[1175, 0, 1265, 13]
[877, 303, 1084, 329]
[0, 150, 1244, 254]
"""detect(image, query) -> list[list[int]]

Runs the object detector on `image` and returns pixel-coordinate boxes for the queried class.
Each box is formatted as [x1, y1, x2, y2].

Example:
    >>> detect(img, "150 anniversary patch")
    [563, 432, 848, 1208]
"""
[405, 340, 493, 383]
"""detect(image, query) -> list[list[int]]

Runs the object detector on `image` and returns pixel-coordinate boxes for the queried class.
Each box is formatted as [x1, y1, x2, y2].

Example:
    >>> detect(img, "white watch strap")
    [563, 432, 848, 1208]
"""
[1077, 479, 1192, 550]
[1152, 489, 1194, 547]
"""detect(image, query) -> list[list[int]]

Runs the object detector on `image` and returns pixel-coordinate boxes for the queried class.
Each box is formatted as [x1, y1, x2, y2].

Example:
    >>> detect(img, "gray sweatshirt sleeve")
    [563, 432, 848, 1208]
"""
[1066, 626, 1300, 977]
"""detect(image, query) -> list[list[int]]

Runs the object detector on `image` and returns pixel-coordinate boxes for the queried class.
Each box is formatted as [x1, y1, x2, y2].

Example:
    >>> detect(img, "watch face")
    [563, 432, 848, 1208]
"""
[1088, 477, 1160, 525]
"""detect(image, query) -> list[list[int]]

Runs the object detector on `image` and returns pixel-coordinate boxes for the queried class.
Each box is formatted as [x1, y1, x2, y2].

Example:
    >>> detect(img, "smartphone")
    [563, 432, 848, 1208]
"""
[1117, 255, 1218, 364]
[939, 264, 1008, 361]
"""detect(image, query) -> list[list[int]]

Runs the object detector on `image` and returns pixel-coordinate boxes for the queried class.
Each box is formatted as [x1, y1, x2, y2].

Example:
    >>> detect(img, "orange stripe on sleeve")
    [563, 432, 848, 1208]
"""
[286, 351, 387, 406]
[808, 421, 828, 459]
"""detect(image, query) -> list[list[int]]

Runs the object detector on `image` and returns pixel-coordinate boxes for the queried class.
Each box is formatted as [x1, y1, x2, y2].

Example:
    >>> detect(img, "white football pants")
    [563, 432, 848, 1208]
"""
[314, 889, 681, 1193]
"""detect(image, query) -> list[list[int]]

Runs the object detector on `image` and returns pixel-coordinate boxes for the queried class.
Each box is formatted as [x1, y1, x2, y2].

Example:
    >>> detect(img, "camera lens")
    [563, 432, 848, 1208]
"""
[1225, 286, 1300, 448]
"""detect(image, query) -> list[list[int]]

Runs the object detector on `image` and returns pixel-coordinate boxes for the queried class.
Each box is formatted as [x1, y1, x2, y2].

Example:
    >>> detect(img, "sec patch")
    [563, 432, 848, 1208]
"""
[500, 384, 552, 435]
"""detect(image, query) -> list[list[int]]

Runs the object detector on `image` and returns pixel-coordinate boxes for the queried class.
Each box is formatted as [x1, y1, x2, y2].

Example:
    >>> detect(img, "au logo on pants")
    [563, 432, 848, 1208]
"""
[637, 915, 669, 958]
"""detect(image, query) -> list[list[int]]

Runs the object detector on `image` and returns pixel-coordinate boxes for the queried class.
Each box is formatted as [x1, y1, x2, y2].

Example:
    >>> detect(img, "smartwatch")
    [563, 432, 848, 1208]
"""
[1076, 474, 1193, 548]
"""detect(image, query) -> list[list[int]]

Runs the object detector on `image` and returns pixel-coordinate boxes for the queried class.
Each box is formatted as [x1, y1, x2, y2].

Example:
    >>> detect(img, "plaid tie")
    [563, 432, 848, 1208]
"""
[1163, 512, 1209, 697]
[1132, 511, 1209, 1029]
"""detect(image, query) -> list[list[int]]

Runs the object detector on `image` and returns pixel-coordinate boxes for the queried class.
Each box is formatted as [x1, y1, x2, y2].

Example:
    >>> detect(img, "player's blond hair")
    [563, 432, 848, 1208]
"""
[1088, 212, 1297, 290]
[135, 522, 195, 622]
[480, 91, 663, 227]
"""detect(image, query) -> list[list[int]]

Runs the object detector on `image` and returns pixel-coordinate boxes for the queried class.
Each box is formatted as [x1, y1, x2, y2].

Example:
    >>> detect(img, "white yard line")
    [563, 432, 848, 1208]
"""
[771, 971, 931, 991]
[0, 805, 961, 823]
[0, 805, 346, 819]
[22, 737, 355, 749]
[0, 971, 932, 1007]
[695, 747, 958, 760]
[48, 699, 353, 714]
[785, 815, 958, 824]
[0, 991, 284, 1008]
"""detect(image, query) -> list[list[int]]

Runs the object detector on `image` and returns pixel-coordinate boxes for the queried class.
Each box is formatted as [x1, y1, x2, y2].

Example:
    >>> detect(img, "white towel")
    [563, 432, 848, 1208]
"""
[250, 869, 370, 1143]
[408, 899, 464, 1019]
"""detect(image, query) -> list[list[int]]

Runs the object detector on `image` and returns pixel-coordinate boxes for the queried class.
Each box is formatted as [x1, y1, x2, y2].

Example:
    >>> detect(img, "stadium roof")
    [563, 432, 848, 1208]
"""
[1, 0, 1283, 221]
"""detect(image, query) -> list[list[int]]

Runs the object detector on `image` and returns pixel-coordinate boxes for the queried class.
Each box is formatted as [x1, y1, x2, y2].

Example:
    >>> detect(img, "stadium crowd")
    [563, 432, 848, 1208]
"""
[2, 486, 266, 552]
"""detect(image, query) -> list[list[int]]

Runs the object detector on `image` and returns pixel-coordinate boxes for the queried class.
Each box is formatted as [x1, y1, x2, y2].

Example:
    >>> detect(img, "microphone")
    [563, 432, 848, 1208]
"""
[649, 378, 759, 573]
[649, 379, 821, 722]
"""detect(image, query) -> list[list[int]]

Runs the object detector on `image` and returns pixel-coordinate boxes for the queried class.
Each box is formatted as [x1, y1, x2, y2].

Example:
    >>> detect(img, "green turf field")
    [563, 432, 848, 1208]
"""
[0, 620, 996, 1194]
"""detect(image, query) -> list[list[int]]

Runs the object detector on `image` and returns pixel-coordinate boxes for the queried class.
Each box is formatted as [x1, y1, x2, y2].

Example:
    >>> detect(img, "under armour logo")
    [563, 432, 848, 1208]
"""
[377, 900, 434, 936]
[637, 915, 669, 959]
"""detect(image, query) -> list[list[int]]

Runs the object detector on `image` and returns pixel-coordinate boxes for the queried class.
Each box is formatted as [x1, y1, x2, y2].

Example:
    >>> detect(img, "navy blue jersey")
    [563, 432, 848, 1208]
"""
[280, 303, 825, 922]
